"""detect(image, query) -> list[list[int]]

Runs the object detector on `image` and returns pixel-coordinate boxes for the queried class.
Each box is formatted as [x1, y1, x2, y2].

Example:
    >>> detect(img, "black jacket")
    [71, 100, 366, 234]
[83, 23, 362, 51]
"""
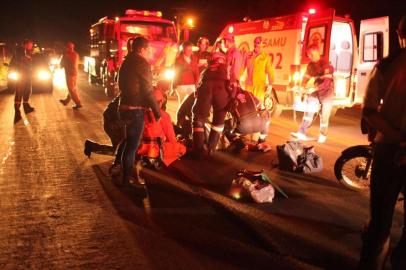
[118, 53, 160, 119]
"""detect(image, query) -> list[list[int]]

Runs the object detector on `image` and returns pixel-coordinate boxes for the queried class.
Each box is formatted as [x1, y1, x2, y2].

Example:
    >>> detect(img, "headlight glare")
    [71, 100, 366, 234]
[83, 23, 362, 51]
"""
[38, 70, 51, 80]
[8, 71, 20, 81]
[164, 69, 175, 80]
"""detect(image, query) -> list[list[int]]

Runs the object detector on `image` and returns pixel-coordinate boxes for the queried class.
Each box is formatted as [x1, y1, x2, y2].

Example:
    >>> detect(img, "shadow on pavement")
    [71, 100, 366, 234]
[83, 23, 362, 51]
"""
[92, 161, 316, 270]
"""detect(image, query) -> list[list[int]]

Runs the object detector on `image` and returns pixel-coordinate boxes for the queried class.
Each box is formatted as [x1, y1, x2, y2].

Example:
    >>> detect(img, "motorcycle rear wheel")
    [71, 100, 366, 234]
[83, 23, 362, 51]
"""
[334, 152, 372, 191]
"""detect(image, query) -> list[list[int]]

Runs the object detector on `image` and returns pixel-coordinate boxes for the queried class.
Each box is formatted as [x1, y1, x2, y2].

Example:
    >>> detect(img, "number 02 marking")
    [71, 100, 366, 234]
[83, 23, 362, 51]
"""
[269, 53, 283, 69]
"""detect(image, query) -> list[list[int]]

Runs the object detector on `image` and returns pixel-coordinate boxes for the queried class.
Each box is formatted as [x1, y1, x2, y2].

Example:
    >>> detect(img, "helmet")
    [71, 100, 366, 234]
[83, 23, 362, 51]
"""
[210, 52, 226, 64]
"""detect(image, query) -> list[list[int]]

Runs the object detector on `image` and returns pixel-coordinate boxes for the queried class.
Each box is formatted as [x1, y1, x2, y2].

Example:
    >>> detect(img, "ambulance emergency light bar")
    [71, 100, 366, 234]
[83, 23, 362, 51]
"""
[125, 9, 163, 18]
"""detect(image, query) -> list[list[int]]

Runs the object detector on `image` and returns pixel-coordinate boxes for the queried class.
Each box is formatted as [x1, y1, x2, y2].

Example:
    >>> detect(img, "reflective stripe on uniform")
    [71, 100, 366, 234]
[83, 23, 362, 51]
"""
[320, 123, 329, 128]
[193, 127, 205, 132]
[211, 124, 224, 133]
[303, 116, 313, 122]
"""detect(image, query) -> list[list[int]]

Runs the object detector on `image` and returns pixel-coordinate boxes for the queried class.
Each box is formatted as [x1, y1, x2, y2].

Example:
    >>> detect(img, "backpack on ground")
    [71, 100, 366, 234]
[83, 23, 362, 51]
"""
[276, 141, 323, 174]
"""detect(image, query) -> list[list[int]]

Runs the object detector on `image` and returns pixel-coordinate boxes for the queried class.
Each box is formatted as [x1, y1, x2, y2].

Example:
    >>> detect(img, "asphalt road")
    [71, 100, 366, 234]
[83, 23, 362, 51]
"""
[0, 72, 403, 270]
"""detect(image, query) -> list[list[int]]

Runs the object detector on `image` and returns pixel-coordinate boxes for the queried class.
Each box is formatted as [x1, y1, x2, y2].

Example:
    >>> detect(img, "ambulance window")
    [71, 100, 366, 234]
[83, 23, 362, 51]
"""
[307, 25, 326, 55]
[363, 32, 383, 62]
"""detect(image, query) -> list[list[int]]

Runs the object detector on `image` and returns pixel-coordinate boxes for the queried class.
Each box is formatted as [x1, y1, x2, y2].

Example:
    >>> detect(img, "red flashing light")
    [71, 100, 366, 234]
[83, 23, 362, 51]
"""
[228, 26, 234, 34]
[308, 8, 316, 14]
[125, 9, 163, 18]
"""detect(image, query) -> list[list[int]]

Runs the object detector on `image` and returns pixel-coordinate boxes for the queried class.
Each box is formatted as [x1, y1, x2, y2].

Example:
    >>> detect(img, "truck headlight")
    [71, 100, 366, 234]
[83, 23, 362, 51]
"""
[50, 58, 60, 65]
[8, 71, 20, 81]
[163, 69, 175, 80]
[38, 70, 51, 81]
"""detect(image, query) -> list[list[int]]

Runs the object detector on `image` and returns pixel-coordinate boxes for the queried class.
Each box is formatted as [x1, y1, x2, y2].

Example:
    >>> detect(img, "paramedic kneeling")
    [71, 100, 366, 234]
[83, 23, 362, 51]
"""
[226, 88, 271, 153]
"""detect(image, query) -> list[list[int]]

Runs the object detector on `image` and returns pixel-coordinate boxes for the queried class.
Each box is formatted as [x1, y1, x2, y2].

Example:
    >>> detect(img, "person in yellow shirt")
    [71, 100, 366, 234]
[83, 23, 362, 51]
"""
[244, 36, 274, 103]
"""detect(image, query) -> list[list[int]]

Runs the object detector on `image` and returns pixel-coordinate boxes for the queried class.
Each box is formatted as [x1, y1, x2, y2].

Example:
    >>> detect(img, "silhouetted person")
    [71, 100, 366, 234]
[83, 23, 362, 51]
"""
[11, 39, 35, 123]
[358, 15, 406, 270]
[116, 36, 160, 187]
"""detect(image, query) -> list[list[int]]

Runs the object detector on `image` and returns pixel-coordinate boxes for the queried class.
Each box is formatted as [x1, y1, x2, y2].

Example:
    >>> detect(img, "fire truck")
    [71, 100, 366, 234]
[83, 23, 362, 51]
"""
[84, 9, 179, 96]
[218, 8, 389, 116]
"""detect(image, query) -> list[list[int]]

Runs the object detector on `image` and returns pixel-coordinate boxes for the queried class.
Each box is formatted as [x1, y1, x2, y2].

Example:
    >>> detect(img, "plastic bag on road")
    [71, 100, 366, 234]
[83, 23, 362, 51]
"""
[232, 177, 275, 203]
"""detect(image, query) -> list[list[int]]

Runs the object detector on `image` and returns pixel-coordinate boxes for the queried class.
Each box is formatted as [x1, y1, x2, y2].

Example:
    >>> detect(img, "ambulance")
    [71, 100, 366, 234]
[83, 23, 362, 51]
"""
[84, 9, 179, 96]
[218, 8, 389, 116]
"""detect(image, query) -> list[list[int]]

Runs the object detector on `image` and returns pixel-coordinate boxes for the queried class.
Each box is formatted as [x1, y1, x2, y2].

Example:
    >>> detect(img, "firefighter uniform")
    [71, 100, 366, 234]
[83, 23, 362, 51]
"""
[11, 42, 35, 121]
[60, 42, 81, 108]
[192, 52, 230, 155]
[245, 51, 275, 102]
[225, 45, 243, 97]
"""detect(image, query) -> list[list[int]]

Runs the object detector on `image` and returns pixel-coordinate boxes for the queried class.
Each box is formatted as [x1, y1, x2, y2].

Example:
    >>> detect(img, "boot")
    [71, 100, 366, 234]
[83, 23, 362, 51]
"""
[14, 104, 22, 123]
[207, 130, 221, 155]
[72, 104, 82, 110]
[14, 110, 22, 124]
[59, 99, 69, 106]
[192, 131, 206, 156]
[23, 103, 35, 114]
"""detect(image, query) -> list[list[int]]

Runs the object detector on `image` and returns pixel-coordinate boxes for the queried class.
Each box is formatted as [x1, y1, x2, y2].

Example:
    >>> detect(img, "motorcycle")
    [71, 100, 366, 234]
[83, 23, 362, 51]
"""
[334, 144, 373, 191]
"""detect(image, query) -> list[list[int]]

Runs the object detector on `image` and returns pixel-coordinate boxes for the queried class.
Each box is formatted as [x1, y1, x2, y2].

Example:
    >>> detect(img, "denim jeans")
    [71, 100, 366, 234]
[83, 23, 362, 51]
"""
[119, 109, 145, 181]
[299, 94, 334, 136]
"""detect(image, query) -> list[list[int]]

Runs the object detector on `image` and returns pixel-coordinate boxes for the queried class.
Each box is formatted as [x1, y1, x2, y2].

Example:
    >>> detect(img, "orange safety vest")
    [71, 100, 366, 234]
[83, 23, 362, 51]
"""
[137, 111, 186, 166]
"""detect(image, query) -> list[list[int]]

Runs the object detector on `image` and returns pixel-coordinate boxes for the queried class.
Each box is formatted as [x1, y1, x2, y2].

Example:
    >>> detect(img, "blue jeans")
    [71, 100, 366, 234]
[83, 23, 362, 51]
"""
[119, 109, 145, 181]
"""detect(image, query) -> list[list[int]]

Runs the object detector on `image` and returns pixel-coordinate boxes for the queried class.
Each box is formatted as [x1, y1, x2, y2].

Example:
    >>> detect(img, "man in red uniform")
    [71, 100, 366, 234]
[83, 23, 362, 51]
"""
[224, 34, 243, 98]
[59, 42, 82, 109]
[174, 41, 199, 108]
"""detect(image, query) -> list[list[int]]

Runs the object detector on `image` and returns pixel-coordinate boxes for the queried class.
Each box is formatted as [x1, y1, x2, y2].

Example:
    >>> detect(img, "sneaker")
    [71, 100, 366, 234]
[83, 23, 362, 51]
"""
[291, 132, 311, 141]
[14, 111, 22, 124]
[257, 142, 272, 152]
[72, 104, 82, 110]
[317, 134, 327, 143]
[59, 99, 69, 106]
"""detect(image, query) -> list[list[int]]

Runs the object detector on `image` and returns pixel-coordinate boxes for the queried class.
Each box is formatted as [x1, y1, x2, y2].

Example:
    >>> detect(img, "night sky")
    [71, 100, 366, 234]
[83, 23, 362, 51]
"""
[0, 0, 404, 54]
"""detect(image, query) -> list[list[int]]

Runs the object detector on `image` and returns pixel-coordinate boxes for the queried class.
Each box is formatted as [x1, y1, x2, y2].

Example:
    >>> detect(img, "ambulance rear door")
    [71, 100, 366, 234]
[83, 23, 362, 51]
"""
[301, 8, 335, 64]
[355, 16, 389, 104]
